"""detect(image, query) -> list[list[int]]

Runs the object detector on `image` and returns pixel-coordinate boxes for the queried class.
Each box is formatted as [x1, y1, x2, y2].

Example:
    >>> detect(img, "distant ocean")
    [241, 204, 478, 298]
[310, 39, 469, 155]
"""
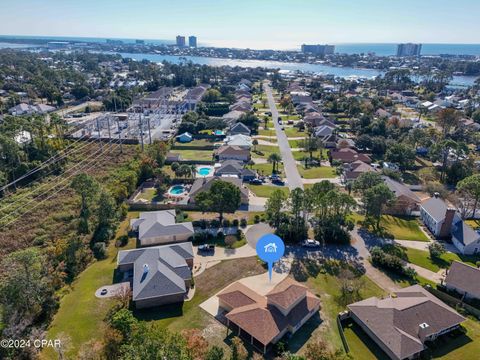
[1, 35, 480, 56]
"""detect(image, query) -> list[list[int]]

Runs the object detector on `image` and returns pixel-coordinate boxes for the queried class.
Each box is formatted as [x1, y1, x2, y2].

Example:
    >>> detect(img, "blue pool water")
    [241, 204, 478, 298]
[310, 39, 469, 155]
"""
[198, 167, 211, 176]
[168, 185, 185, 195]
[214, 130, 224, 136]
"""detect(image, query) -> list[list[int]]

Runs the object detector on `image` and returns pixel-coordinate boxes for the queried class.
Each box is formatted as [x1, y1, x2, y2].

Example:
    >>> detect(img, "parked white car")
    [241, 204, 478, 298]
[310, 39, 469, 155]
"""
[302, 239, 320, 248]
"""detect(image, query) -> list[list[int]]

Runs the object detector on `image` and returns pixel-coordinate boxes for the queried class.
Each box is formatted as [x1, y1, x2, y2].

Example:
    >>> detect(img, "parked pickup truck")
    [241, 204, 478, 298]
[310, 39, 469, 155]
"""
[198, 244, 215, 252]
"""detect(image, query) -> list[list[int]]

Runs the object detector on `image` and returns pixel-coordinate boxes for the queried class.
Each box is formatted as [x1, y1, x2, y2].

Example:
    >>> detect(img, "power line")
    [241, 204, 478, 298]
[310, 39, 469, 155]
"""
[0, 133, 93, 192]
[0, 140, 99, 211]
[0, 145, 106, 220]
[0, 151, 110, 229]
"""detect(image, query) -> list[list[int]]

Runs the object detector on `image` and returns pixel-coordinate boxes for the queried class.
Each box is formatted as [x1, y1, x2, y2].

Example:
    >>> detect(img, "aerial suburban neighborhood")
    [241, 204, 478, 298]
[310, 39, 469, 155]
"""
[1, 2, 480, 360]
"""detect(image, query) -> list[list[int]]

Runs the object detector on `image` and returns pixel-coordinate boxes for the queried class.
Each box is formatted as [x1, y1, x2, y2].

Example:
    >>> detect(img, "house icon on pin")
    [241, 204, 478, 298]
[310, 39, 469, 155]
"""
[264, 243, 277, 253]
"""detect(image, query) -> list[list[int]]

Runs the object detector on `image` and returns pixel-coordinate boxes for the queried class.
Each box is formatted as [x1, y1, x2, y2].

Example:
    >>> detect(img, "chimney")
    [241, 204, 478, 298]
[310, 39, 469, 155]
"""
[418, 322, 430, 343]
[440, 208, 456, 238]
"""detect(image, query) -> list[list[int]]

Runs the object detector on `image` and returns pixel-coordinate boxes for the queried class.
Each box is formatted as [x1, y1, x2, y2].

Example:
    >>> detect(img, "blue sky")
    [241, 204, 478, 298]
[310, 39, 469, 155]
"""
[1, 0, 479, 49]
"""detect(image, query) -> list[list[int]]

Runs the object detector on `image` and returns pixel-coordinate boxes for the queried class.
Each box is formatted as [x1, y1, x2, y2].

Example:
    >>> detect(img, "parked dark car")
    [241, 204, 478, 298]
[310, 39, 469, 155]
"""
[272, 178, 285, 186]
[249, 178, 263, 185]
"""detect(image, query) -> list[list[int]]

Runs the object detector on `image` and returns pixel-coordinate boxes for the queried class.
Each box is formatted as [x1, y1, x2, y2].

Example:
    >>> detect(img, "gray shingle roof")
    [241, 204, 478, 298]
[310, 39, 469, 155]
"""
[382, 176, 421, 203]
[131, 210, 194, 241]
[451, 218, 480, 246]
[348, 285, 465, 360]
[445, 261, 480, 299]
[118, 242, 194, 301]
[420, 197, 449, 222]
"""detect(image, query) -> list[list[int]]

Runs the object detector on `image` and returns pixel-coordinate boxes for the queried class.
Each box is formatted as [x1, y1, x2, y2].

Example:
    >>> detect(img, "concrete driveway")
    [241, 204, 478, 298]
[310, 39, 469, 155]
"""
[245, 223, 274, 249]
[95, 282, 130, 299]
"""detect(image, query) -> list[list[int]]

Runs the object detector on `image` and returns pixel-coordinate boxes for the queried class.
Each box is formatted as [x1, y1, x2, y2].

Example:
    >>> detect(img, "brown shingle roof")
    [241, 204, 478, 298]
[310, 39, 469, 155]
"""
[445, 261, 480, 299]
[266, 277, 307, 310]
[222, 278, 320, 346]
[331, 148, 371, 164]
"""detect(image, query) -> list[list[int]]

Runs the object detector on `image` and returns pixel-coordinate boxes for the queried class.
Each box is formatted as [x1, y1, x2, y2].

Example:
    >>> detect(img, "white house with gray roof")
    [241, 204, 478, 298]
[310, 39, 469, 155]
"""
[117, 242, 194, 309]
[130, 210, 194, 247]
[450, 214, 480, 255]
[420, 197, 456, 239]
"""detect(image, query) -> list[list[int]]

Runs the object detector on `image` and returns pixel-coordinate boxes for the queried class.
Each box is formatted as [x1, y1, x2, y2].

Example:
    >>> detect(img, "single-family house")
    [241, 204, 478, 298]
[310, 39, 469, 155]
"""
[225, 134, 252, 149]
[382, 176, 421, 215]
[189, 176, 249, 205]
[130, 210, 194, 247]
[214, 160, 256, 181]
[117, 242, 194, 309]
[450, 214, 480, 255]
[177, 132, 193, 143]
[313, 125, 336, 148]
[348, 285, 465, 360]
[419, 196, 456, 239]
[215, 145, 251, 162]
[218, 278, 320, 353]
[445, 261, 480, 301]
[329, 148, 371, 164]
[343, 160, 375, 182]
[223, 110, 245, 125]
[229, 122, 251, 136]
[9, 103, 55, 116]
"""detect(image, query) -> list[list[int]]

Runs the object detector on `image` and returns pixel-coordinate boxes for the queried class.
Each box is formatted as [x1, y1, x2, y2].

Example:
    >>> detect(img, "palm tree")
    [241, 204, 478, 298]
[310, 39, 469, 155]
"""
[252, 139, 258, 152]
[189, 164, 197, 179]
[268, 153, 282, 174]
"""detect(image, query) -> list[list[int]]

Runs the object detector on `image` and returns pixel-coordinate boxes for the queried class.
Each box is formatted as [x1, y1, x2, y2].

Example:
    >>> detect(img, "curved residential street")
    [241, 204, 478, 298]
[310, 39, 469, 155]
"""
[264, 83, 304, 190]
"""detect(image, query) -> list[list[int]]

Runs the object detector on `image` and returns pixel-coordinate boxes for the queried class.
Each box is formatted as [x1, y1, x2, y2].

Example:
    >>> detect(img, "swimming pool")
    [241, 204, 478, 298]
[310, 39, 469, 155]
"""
[197, 166, 213, 177]
[168, 185, 186, 196]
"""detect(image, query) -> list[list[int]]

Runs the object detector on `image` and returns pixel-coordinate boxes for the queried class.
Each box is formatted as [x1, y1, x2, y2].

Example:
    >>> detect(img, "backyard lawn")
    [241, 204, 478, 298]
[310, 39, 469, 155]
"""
[257, 128, 277, 137]
[183, 210, 266, 225]
[297, 165, 336, 179]
[247, 184, 289, 198]
[134, 187, 162, 202]
[173, 139, 216, 148]
[170, 149, 213, 161]
[351, 214, 430, 241]
[289, 262, 386, 349]
[343, 320, 390, 360]
[404, 247, 479, 273]
[42, 213, 139, 359]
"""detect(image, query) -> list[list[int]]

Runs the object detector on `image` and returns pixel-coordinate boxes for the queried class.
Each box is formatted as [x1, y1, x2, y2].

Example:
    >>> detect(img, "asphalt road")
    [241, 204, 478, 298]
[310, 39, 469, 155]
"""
[264, 83, 304, 190]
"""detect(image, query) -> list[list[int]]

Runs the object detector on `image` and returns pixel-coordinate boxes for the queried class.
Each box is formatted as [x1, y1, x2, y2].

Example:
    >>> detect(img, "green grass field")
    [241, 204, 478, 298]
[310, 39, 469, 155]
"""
[292, 260, 386, 352]
[343, 320, 390, 360]
[404, 247, 479, 273]
[170, 149, 213, 161]
[351, 214, 430, 242]
[297, 165, 336, 179]
[249, 162, 284, 176]
[284, 127, 306, 137]
[173, 139, 215, 148]
[42, 213, 139, 359]
[289, 139, 306, 148]
[247, 184, 289, 198]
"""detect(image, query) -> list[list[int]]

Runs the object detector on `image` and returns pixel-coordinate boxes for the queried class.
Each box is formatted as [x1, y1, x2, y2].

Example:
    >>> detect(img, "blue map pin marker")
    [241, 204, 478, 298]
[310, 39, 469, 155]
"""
[256, 234, 285, 281]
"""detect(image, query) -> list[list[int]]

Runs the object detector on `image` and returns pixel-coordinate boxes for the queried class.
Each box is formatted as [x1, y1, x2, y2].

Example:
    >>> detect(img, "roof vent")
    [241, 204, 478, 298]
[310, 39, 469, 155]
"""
[140, 264, 149, 283]
[419, 323, 429, 329]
